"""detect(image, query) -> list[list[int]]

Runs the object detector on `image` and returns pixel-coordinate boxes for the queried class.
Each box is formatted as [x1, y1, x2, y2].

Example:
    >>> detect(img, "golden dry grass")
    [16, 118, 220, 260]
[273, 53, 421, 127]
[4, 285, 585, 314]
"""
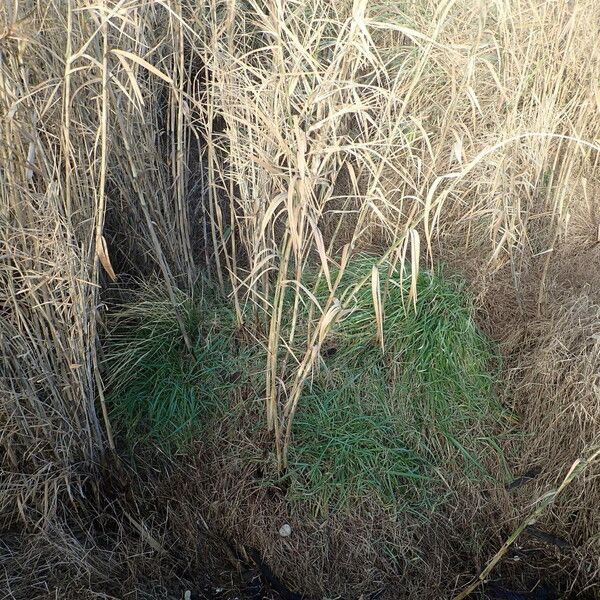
[191, 0, 600, 468]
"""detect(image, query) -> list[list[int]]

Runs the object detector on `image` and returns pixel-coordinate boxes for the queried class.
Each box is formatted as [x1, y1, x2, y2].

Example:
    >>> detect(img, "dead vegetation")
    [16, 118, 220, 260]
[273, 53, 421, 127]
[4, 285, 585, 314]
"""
[1, 0, 600, 598]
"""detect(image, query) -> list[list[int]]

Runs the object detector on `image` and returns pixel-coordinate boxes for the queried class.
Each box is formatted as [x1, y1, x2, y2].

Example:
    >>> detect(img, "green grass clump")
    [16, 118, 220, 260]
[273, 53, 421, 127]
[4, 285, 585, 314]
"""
[104, 280, 239, 450]
[286, 259, 507, 515]
[288, 384, 429, 515]
[104, 262, 507, 519]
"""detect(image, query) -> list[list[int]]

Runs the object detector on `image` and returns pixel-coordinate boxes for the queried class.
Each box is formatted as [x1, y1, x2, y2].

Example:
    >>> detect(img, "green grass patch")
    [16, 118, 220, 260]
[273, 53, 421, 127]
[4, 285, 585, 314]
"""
[104, 263, 508, 518]
[285, 259, 508, 515]
[104, 280, 239, 450]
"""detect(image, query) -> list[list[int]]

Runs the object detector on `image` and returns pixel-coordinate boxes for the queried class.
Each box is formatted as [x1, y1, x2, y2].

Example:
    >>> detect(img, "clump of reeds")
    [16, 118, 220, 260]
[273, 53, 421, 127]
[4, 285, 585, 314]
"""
[3, 0, 600, 596]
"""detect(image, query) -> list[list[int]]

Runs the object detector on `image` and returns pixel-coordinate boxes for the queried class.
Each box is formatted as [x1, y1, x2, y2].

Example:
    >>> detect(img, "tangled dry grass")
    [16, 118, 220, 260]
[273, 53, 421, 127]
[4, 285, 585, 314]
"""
[1, 0, 600, 597]
[497, 252, 600, 594]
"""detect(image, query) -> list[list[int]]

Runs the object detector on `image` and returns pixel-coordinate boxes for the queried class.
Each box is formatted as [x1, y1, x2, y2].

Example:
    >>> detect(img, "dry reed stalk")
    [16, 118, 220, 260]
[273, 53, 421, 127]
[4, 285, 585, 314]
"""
[454, 445, 600, 600]
[184, 0, 600, 467]
[1, 0, 200, 524]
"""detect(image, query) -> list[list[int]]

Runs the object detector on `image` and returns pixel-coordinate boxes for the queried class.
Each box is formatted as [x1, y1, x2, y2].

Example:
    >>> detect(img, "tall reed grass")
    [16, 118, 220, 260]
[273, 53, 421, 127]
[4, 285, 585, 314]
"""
[191, 0, 600, 467]
[1, 0, 196, 522]
[2, 3, 599, 582]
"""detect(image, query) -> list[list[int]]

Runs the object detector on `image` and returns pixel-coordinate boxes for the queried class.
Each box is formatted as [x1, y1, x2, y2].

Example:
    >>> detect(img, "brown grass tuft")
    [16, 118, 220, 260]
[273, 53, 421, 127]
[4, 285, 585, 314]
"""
[502, 290, 600, 590]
